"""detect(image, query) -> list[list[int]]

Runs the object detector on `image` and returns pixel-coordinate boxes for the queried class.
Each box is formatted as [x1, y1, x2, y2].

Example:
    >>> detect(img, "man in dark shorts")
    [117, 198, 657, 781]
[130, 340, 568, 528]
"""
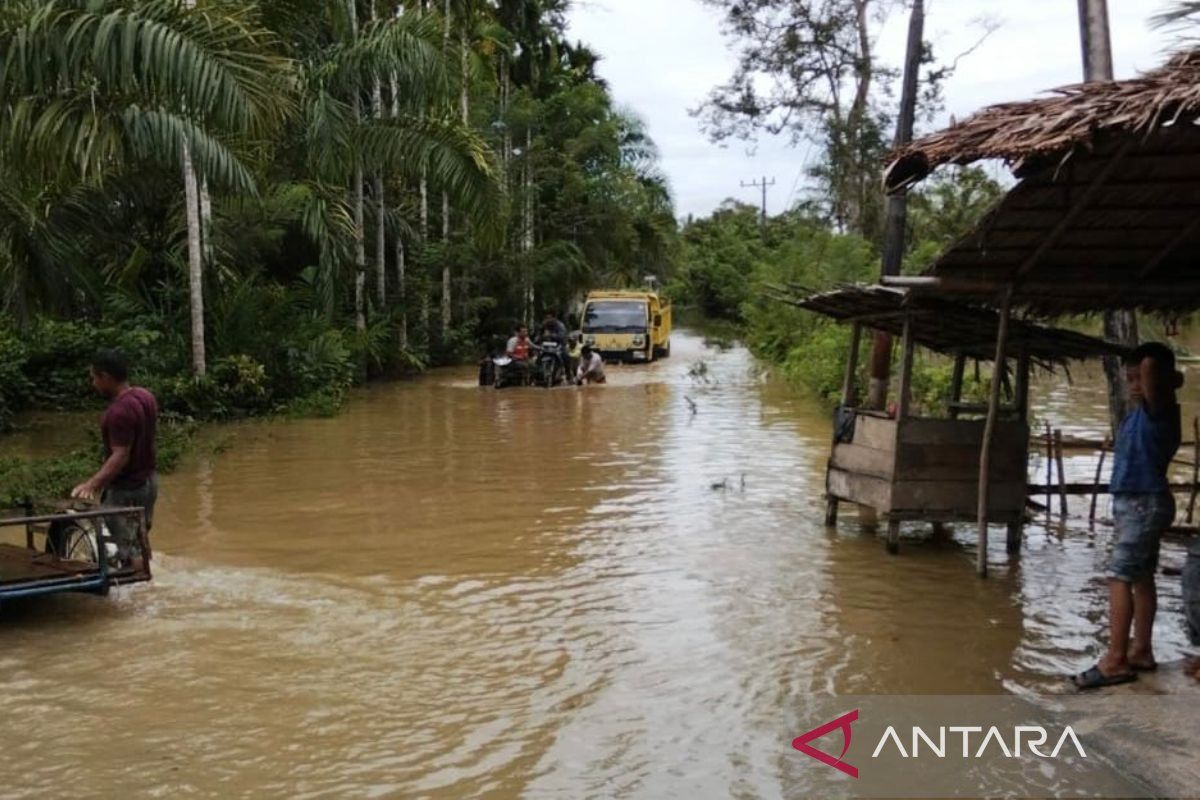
[71, 349, 159, 569]
[1075, 343, 1182, 689]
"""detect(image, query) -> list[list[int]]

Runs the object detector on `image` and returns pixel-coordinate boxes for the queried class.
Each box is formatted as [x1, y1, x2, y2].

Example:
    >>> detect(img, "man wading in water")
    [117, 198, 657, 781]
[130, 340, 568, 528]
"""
[70, 349, 159, 571]
[1075, 343, 1183, 690]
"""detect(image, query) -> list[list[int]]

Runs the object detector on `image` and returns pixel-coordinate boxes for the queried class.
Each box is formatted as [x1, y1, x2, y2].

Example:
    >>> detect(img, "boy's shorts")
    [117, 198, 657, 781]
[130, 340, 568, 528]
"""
[1108, 492, 1175, 583]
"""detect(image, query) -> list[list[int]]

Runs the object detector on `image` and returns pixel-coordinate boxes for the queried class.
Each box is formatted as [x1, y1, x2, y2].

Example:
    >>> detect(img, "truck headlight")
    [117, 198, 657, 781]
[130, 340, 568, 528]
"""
[632, 335, 645, 347]
[584, 335, 596, 346]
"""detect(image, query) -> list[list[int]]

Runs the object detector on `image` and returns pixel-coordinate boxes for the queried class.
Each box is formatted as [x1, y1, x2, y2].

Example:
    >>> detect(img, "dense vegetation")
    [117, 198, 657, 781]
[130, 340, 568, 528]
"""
[0, 0, 679, 504]
[671, 167, 1004, 407]
[0, 0, 676, 431]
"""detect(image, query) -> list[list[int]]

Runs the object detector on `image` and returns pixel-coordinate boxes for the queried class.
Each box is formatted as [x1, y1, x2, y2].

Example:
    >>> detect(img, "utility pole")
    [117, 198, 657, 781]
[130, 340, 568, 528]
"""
[866, 0, 924, 410]
[741, 176, 776, 226]
[1078, 0, 1137, 434]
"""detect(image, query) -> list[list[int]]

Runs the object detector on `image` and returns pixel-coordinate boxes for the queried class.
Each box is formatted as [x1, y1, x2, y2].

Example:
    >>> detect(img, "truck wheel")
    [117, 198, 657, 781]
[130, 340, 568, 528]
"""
[654, 340, 671, 359]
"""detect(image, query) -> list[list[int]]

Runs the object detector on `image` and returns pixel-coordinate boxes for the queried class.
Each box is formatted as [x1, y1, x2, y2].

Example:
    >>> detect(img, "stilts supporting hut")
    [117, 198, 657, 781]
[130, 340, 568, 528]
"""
[772, 285, 1123, 572]
[847, 47, 1200, 575]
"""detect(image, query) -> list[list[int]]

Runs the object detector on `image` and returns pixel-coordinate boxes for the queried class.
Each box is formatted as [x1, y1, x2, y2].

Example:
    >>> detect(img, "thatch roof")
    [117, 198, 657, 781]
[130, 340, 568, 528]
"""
[769, 285, 1125, 364]
[885, 50, 1200, 191]
[881, 49, 1200, 314]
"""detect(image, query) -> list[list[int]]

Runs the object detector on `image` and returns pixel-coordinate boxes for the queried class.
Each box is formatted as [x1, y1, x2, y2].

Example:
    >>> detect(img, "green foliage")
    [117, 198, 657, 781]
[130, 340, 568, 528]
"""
[0, 416, 196, 510]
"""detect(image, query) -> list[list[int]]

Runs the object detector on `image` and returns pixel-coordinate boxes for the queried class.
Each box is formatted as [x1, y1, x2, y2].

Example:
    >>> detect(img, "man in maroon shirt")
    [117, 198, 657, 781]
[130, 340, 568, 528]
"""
[71, 349, 159, 569]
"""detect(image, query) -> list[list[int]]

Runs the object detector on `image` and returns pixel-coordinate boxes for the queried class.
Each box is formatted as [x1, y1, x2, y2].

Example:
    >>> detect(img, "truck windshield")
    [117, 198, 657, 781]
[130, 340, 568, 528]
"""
[583, 301, 647, 333]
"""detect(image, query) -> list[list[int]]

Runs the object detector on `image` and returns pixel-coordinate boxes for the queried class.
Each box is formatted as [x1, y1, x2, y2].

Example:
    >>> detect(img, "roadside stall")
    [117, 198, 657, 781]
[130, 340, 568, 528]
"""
[773, 284, 1122, 556]
[878, 48, 1200, 574]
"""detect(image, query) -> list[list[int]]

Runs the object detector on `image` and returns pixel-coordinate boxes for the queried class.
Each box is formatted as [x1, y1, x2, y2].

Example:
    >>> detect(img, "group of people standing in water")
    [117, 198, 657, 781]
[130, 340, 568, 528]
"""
[502, 312, 606, 386]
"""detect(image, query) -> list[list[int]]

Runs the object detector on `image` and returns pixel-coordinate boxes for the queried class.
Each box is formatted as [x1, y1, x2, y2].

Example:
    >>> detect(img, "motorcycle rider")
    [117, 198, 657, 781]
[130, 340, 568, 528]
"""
[505, 325, 534, 384]
[540, 312, 570, 382]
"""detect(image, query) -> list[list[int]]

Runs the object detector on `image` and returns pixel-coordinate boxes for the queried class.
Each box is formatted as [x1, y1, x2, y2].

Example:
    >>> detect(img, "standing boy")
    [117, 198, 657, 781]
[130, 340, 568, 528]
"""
[1075, 343, 1182, 689]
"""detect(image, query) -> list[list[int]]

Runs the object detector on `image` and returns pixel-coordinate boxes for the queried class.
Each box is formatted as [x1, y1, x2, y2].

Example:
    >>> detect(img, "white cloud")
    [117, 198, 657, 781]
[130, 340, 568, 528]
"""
[565, 0, 1177, 219]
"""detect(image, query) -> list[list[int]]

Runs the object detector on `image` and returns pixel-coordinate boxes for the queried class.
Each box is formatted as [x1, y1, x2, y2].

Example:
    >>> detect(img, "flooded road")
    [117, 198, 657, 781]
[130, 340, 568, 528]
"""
[1, 330, 1195, 798]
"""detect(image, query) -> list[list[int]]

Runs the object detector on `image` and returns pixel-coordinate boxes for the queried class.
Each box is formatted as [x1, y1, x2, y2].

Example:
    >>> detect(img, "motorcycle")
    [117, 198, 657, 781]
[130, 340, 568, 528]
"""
[536, 340, 568, 388]
[490, 355, 531, 389]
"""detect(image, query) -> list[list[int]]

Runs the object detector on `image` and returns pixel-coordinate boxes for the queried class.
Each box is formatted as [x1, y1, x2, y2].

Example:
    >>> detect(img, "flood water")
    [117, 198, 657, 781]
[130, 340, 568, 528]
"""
[1, 330, 1195, 798]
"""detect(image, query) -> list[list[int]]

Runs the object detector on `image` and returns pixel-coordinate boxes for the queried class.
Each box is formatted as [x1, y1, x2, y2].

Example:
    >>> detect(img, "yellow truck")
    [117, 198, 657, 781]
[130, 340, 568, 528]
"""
[581, 290, 672, 362]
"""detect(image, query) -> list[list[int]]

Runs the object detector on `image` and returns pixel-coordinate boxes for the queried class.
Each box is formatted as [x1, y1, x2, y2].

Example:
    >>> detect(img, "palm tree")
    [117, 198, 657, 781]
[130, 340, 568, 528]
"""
[0, 0, 291, 374]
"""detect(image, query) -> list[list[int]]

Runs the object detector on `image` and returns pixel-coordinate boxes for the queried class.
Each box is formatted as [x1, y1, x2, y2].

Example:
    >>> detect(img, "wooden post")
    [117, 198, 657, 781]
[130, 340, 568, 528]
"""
[1015, 349, 1031, 421]
[888, 317, 915, 556]
[1186, 415, 1200, 523]
[1090, 438, 1109, 524]
[826, 324, 864, 528]
[1055, 429, 1068, 516]
[887, 519, 902, 555]
[841, 324, 863, 408]
[949, 353, 966, 420]
[1006, 521, 1022, 555]
[897, 316, 916, 421]
[977, 287, 1014, 577]
[1045, 422, 1054, 516]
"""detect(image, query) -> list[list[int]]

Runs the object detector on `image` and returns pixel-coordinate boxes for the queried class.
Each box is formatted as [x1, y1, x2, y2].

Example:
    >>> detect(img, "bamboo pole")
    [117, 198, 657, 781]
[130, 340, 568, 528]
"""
[1090, 438, 1109, 524]
[1055, 429, 1068, 516]
[1189, 417, 1200, 523]
[977, 288, 1014, 577]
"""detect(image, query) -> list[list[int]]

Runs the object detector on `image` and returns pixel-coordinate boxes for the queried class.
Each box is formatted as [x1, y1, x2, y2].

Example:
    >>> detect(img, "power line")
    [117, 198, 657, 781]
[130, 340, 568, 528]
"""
[740, 176, 776, 226]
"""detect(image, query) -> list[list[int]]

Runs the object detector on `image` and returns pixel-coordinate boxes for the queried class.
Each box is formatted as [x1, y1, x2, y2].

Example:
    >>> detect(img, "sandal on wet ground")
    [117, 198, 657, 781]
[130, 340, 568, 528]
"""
[1073, 665, 1138, 690]
[1130, 660, 1158, 672]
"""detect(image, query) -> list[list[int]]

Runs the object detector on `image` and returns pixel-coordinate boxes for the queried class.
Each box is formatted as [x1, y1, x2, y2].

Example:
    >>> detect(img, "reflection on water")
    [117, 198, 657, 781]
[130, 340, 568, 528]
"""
[0, 331, 1194, 797]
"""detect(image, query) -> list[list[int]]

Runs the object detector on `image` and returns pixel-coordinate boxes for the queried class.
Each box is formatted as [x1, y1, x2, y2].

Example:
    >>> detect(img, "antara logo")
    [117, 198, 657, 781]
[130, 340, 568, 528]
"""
[792, 709, 860, 778]
[792, 710, 1087, 779]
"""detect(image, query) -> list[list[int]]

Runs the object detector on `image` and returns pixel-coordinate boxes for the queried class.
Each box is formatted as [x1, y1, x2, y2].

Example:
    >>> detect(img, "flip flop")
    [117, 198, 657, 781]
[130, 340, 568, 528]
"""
[1130, 660, 1158, 672]
[1073, 665, 1138, 690]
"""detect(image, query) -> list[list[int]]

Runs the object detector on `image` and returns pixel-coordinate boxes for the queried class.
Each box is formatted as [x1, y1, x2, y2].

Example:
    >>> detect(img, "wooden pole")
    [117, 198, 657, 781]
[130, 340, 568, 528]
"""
[841, 324, 863, 408]
[977, 287, 1014, 577]
[896, 316, 916, 421]
[1090, 438, 1109, 524]
[867, 0, 924, 410]
[949, 353, 967, 420]
[1055, 429, 1068, 516]
[1044, 422, 1054, 516]
[1187, 415, 1200, 522]
[826, 324, 864, 527]
[1015, 349, 1031, 421]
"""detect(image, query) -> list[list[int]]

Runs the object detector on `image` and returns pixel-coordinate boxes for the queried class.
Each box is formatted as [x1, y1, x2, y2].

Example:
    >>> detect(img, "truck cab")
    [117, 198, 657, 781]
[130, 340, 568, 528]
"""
[581, 291, 672, 362]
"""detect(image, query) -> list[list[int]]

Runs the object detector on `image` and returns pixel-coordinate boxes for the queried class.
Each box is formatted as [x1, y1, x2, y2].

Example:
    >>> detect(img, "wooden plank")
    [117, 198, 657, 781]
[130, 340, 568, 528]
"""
[949, 353, 967, 420]
[852, 415, 898, 452]
[830, 443, 895, 480]
[896, 442, 1027, 473]
[897, 417, 1028, 446]
[827, 467, 892, 512]
[894, 480, 1027, 516]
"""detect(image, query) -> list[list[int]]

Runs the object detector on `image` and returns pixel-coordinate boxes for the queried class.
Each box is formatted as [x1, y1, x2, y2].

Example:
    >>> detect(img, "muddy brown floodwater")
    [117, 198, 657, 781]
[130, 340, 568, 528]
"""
[1, 330, 1196, 798]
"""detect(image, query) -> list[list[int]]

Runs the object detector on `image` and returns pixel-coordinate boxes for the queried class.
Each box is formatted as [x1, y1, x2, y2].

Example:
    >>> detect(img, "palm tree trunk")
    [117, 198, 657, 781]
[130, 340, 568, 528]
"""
[390, 69, 408, 349]
[180, 0, 205, 377]
[349, 0, 367, 333]
[440, 0, 453, 335]
[372, 1, 386, 306]
[182, 141, 206, 377]
[523, 127, 534, 324]
[199, 175, 213, 266]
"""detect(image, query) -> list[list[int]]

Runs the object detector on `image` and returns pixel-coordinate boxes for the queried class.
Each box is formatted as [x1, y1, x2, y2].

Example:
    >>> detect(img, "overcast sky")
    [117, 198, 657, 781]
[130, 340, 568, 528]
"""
[565, 0, 1180, 220]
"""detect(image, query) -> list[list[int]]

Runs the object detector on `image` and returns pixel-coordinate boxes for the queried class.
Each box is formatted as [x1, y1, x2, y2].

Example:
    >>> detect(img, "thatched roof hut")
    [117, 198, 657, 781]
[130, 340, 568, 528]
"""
[886, 50, 1200, 191]
[882, 50, 1200, 314]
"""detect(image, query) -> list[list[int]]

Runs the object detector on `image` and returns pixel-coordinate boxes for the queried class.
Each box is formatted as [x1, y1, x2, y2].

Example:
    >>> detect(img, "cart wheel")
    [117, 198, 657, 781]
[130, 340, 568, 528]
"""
[45, 520, 99, 564]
